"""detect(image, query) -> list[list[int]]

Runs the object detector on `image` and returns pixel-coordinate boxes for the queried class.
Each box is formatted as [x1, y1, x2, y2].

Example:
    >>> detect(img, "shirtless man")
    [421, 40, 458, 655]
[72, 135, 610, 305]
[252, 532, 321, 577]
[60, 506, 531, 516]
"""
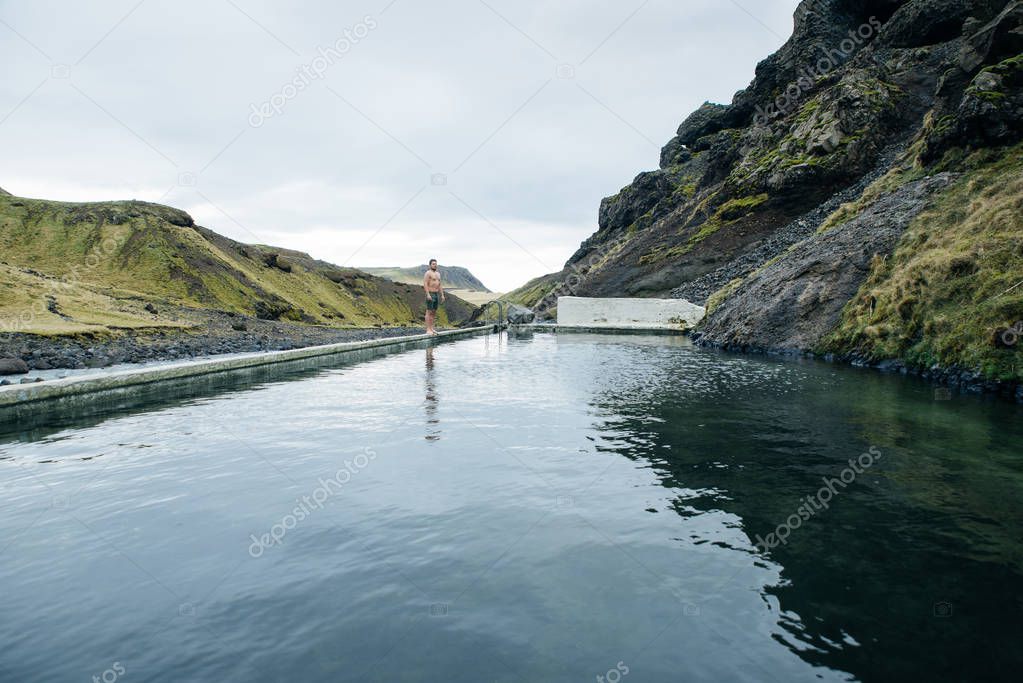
[423, 259, 445, 335]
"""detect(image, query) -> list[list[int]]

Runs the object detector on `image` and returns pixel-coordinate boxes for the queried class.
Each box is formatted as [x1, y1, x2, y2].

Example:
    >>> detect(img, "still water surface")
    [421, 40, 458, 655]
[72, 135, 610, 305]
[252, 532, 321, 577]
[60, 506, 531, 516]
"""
[1, 331, 1021, 682]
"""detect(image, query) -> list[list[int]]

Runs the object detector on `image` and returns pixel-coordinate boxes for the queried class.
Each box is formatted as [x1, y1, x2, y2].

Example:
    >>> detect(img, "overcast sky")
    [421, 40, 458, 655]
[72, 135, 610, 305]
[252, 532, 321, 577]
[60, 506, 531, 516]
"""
[1, 0, 799, 292]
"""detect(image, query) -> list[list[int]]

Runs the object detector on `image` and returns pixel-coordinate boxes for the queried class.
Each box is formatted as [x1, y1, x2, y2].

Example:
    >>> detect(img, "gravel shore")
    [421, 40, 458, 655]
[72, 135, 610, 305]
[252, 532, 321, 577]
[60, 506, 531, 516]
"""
[0, 308, 428, 375]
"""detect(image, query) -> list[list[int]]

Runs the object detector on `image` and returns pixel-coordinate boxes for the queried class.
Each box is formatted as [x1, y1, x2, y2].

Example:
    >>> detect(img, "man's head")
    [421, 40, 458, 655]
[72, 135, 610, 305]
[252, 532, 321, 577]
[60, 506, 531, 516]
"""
[429, 259, 437, 270]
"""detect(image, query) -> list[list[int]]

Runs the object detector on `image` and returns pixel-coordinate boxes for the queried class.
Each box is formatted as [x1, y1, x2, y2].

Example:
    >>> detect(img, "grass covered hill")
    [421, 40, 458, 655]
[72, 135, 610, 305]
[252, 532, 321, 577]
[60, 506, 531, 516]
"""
[0, 190, 476, 336]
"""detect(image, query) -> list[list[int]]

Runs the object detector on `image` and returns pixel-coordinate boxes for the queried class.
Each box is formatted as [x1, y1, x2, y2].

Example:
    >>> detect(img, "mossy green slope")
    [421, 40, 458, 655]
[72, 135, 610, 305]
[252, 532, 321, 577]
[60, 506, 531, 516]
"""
[821, 146, 1023, 381]
[0, 192, 475, 334]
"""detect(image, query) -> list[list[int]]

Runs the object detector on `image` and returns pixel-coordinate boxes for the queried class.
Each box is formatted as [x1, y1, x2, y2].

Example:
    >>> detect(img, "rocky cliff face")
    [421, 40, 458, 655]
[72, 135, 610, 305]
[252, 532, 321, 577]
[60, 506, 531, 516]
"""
[698, 173, 955, 350]
[510, 0, 1023, 390]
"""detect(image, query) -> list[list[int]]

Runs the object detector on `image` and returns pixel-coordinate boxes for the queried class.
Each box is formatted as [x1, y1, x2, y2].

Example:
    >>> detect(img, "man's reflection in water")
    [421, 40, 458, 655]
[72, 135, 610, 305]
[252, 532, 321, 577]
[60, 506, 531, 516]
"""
[425, 346, 440, 442]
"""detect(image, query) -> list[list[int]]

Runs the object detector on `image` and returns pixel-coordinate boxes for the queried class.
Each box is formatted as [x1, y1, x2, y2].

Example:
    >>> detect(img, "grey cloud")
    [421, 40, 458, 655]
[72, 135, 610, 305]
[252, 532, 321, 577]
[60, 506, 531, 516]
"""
[0, 0, 798, 292]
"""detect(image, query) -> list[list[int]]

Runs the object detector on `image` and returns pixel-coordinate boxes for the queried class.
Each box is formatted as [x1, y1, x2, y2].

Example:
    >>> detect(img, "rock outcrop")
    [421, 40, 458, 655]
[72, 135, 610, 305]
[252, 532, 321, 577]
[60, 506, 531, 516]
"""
[506, 304, 535, 325]
[508, 0, 1023, 390]
[0, 358, 29, 375]
[698, 174, 954, 352]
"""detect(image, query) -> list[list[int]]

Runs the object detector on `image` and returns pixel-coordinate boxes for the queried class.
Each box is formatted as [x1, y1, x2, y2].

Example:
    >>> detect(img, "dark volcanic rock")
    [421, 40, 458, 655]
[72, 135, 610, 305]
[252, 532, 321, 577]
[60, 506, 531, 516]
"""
[254, 300, 292, 320]
[162, 207, 195, 227]
[659, 136, 691, 169]
[670, 139, 910, 304]
[875, 0, 1003, 49]
[924, 55, 1023, 162]
[262, 253, 293, 273]
[961, 1, 1023, 69]
[506, 304, 535, 325]
[698, 174, 955, 352]
[0, 358, 30, 375]
[506, 0, 1022, 396]
[674, 102, 731, 147]
[598, 171, 676, 234]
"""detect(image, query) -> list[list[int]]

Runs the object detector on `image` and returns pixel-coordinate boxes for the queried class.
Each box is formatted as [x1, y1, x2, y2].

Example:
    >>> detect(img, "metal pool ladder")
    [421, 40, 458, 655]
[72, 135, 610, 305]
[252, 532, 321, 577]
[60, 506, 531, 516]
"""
[483, 300, 507, 329]
[482, 300, 506, 350]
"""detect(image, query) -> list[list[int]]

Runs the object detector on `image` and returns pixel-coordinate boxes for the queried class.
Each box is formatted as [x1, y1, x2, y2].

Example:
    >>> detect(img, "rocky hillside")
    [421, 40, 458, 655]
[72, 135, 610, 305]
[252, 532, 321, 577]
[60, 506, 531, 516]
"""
[509, 0, 1023, 389]
[363, 265, 492, 292]
[0, 191, 476, 336]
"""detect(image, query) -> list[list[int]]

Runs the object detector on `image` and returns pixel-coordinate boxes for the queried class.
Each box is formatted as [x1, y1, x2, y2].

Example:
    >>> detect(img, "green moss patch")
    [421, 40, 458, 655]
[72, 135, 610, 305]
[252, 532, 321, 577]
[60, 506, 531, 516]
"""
[715, 193, 769, 221]
[705, 278, 744, 315]
[640, 193, 769, 264]
[820, 145, 1023, 381]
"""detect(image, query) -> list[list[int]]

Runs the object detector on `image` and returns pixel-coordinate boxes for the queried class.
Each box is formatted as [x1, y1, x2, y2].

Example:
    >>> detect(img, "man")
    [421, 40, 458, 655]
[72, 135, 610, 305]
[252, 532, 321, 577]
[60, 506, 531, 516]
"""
[423, 259, 445, 335]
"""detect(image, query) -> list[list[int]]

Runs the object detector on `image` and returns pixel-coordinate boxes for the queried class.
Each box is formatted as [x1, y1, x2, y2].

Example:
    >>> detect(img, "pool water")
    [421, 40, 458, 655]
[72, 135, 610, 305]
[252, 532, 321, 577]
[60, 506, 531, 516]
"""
[1, 331, 1021, 682]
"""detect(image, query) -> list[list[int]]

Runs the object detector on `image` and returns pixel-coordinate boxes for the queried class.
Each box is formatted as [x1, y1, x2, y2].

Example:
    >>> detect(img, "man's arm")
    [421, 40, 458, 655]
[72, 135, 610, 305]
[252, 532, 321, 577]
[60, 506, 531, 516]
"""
[423, 272, 430, 299]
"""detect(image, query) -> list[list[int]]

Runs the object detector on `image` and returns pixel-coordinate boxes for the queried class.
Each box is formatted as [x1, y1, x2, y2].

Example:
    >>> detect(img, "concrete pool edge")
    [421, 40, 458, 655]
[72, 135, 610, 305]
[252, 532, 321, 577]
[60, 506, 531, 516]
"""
[0, 326, 495, 408]
[511, 324, 687, 336]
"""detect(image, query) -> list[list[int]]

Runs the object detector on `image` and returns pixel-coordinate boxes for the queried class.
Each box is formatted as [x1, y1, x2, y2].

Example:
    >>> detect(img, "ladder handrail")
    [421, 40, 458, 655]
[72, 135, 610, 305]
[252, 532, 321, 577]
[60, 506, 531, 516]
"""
[482, 300, 506, 328]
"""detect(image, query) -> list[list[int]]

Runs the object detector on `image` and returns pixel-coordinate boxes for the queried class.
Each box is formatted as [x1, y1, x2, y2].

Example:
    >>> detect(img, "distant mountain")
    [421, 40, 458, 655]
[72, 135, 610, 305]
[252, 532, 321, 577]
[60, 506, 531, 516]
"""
[363, 265, 492, 292]
[0, 191, 476, 335]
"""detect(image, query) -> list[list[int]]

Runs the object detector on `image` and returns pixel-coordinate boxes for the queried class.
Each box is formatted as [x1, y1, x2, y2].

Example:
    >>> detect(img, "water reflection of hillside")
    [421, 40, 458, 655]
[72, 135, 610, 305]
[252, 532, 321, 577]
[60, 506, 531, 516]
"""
[582, 341, 1023, 682]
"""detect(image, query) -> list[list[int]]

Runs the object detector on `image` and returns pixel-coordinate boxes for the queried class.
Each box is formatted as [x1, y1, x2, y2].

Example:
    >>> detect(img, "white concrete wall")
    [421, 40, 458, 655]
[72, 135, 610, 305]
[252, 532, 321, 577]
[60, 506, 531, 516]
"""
[557, 296, 705, 330]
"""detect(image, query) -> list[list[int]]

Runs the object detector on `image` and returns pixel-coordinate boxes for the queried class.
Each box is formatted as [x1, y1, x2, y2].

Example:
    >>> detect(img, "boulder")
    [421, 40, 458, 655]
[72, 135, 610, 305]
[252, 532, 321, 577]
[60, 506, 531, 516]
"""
[675, 102, 731, 146]
[254, 300, 292, 320]
[0, 358, 29, 375]
[875, 0, 1003, 49]
[163, 208, 195, 227]
[262, 253, 293, 273]
[598, 171, 676, 233]
[808, 122, 845, 155]
[659, 136, 692, 169]
[923, 51, 1023, 162]
[960, 1, 1023, 71]
[506, 304, 536, 325]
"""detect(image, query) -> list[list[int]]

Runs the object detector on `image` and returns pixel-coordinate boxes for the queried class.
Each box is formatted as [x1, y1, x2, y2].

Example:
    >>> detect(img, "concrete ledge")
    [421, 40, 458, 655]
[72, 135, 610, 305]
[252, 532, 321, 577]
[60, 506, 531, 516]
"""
[556, 296, 705, 330]
[510, 324, 686, 336]
[0, 326, 491, 409]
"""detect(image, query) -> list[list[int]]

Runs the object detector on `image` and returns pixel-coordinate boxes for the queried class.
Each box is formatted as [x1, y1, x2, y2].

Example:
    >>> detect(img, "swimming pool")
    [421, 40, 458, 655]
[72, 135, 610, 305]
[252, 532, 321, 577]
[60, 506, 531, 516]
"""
[1, 330, 1021, 681]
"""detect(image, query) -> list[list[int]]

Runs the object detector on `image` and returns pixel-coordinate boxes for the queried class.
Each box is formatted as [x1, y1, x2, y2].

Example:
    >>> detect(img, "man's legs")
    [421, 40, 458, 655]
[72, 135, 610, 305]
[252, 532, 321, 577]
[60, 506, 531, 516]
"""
[425, 308, 435, 335]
